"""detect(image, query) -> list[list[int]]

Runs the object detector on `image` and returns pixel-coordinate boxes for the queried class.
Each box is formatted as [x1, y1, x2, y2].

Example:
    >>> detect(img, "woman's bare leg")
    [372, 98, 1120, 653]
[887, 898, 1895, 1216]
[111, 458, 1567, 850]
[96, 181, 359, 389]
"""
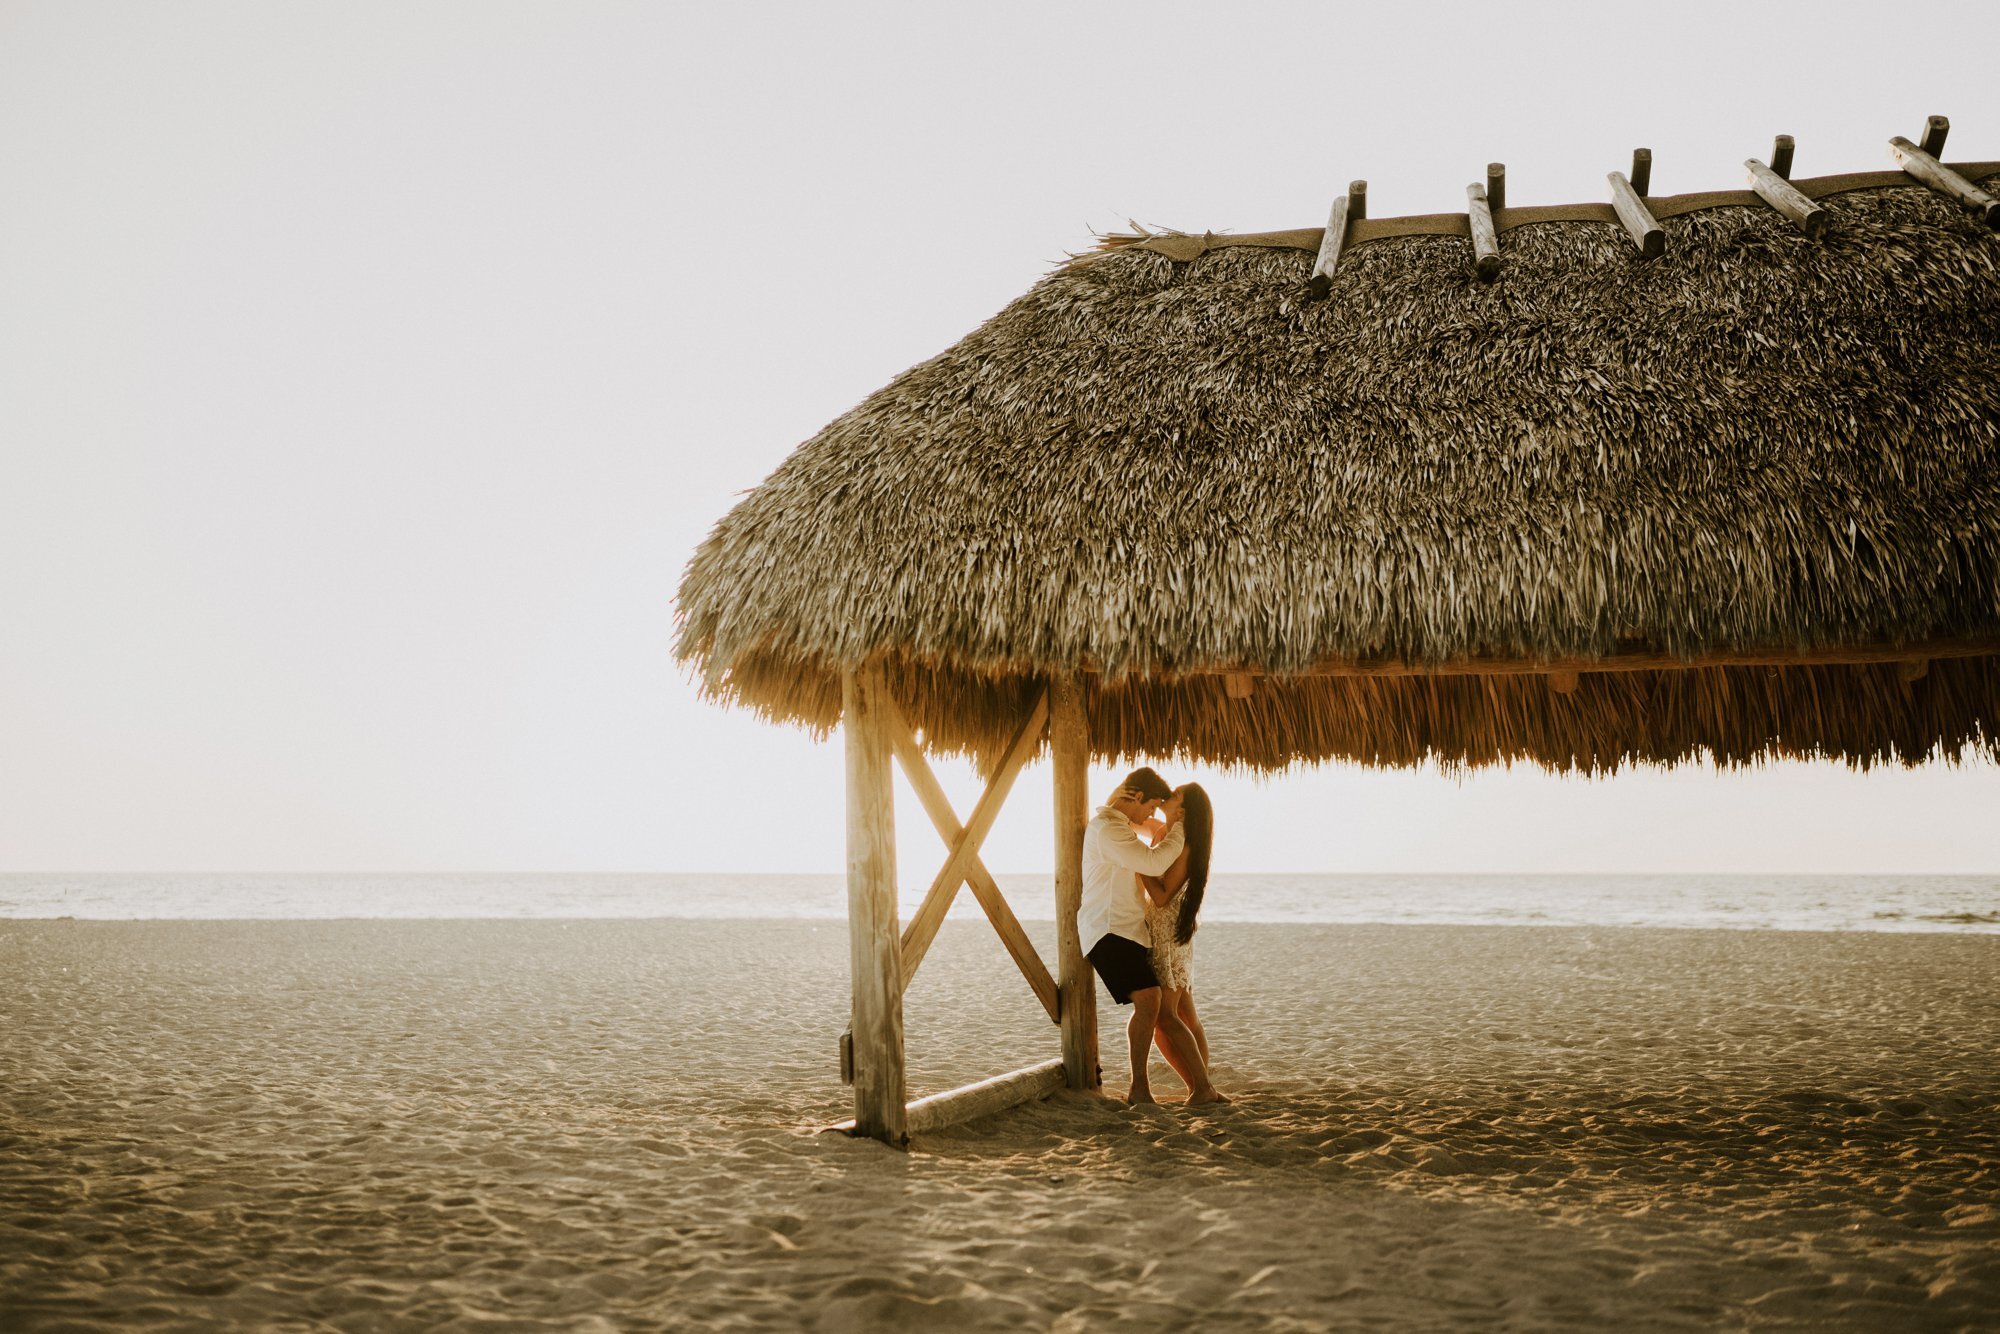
[1178, 989, 1210, 1071]
[1152, 986, 1198, 1090]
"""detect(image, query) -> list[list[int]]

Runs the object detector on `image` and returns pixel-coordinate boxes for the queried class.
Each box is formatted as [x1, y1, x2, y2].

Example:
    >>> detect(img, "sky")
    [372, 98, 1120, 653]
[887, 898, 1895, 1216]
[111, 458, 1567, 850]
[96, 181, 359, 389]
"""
[1, 1, 1996, 877]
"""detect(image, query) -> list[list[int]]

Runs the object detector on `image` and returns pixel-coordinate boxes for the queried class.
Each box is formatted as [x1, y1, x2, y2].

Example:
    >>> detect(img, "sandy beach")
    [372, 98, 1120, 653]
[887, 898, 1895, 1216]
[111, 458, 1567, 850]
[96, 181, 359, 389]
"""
[3, 917, 1996, 1331]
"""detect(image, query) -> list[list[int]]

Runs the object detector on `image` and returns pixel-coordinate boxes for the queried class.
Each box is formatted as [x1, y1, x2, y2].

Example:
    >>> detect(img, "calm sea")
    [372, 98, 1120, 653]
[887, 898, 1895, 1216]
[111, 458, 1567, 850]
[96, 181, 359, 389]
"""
[1, 873, 1995, 933]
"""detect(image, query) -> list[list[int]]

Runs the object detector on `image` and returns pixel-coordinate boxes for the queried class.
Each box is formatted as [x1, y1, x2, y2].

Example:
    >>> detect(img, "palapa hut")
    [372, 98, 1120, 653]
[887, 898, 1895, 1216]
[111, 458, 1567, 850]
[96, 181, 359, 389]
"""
[676, 122, 2000, 1144]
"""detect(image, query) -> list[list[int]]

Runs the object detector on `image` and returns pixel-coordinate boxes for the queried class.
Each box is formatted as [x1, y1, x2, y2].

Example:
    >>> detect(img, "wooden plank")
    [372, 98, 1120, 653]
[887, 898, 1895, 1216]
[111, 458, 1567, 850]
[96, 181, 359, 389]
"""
[843, 664, 906, 1145]
[1608, 169, 1666, 257]
[1180, 637, 2000, 681]
[1049, 672, 1099, 1092]
[1770, 134, 1796, 181]
[1921, 114, 1949, 158]
[1466, 182, 1502, 281]
[1890, 135, 2000, 227]
[827, 1058, 1066, 1138]
[1486, 162, 1506, 211]
[897, 692, 1049, 983]
[884, 699, 1059, 1023]
[1746, 158, 1827, 237]
[1307, 180, 1366, 297]
[1630, 147, 1653, 197]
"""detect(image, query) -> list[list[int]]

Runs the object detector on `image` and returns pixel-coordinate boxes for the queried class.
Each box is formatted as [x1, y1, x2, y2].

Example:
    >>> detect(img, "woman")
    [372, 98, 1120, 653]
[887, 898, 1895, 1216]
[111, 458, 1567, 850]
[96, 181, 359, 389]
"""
[1139, 783, 1216, 1090]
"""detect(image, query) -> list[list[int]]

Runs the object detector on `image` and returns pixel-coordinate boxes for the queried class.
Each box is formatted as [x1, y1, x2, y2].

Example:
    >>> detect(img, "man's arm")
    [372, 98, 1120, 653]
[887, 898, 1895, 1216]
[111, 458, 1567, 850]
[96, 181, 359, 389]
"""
[1095, 818, 1184, 876]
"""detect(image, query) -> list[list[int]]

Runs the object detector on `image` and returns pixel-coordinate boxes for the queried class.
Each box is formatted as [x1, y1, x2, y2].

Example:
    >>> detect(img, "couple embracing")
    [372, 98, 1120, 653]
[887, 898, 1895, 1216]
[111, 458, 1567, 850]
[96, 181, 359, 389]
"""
[1080, 766, 1228, 1107]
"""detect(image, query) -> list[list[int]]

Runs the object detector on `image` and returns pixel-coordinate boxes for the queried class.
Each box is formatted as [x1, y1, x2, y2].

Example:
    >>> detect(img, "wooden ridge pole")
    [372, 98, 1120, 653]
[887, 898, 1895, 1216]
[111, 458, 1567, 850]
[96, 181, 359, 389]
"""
[842, 664, 906, 1144]
[1049, 672, 1098, 1091]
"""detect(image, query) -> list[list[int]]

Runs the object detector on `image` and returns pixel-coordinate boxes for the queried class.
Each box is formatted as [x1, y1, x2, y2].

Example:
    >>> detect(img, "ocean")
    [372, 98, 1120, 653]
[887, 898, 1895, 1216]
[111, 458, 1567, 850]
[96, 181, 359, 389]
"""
[2, 872, 1995, 933]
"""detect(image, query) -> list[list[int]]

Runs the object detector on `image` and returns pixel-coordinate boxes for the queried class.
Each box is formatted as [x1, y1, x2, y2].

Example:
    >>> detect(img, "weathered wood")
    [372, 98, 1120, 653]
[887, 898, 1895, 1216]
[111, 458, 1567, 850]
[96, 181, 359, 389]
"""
[1746, 157, 1827, 237]
[1770, 134, 1795, 181]
[828, 1059, 1066, 1138]
[1307, 180, 1366, 297]
[1466, 182, 1502, 281]
[1608, 170, 1666, 258]
[1049, 673, 1098, 1091]
[843, 664, 906, 1144]
[1486, 162, 1506, 211]
[1889, 135, 2000, 227]
[884, 699, 1059, 1023]
[1921, 114, 1949, 158]
[1548, 668, 1580, 695]
[907, 1059, 1065, 1135]
[1630, 147, 1653, 197]
[1190, 637, 2000, 681]
[1224, 672, 1255, 700]
[897, 691, 1049, 983]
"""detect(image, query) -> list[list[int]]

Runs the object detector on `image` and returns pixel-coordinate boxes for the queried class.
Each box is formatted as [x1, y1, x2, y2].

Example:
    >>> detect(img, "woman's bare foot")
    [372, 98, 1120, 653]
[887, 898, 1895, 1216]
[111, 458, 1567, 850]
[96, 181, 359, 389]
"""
[1186, 1087, 1230, 1107]
[1125, 1086, 1158, 1106]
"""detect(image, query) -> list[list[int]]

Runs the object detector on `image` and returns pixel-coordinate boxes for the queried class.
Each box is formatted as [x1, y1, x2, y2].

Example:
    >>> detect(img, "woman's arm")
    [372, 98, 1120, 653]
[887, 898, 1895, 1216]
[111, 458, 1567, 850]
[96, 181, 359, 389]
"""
[1140, 848, 1192, 908]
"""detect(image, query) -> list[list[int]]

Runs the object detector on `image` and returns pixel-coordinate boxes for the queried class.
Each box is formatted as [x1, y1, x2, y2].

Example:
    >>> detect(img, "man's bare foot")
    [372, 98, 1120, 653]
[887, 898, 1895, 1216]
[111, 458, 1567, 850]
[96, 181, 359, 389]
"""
[1186, 1087, 1230, 1106]
[1125, 1087, 1157, 1106]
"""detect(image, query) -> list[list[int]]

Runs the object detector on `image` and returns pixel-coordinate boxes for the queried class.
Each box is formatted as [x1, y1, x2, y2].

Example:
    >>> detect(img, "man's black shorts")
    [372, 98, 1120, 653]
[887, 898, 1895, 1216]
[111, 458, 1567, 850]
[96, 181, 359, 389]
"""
[1086, 933, 1159, 1006]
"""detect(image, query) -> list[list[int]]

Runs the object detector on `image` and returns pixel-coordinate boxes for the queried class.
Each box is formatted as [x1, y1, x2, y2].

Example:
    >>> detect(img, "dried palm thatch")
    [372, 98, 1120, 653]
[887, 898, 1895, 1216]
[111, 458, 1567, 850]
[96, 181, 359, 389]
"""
[676, 168, 2000, 774]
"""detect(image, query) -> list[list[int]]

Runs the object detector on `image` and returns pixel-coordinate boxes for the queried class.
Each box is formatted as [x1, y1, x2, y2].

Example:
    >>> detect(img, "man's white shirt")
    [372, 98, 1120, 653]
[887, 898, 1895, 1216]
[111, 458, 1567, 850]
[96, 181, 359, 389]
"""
[1079, 805, 1185, 955]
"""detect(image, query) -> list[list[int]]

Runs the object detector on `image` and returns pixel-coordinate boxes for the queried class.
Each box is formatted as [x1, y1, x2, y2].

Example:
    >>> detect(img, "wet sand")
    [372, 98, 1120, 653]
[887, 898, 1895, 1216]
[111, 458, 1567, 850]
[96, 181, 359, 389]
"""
[3, 918, 1996, 1331]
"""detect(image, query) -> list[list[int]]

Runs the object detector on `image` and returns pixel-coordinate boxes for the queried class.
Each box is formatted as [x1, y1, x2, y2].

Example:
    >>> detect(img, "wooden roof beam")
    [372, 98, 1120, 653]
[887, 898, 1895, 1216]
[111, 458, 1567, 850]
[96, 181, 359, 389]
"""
[1747, 134, 1827, 238]
[1466, 179, 1502, 281]
[1891, 115, 2000, 227]
[1609, 148, 1665, 258]
[1307, 179, 1366, 296]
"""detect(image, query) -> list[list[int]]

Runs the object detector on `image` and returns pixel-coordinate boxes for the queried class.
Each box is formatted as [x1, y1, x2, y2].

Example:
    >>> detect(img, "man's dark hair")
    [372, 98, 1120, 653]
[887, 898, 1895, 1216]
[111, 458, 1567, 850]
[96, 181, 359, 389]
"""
[1118, 766, 1173, 803]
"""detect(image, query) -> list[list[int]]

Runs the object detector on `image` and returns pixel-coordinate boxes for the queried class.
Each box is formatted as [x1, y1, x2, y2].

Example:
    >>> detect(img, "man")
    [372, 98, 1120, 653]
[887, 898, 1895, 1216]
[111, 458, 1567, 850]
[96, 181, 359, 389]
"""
[1081, 766, 1225, 1106]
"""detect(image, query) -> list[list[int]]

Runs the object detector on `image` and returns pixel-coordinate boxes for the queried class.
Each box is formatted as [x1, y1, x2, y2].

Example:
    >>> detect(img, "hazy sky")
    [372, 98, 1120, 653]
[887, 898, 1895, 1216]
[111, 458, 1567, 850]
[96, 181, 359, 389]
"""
[3, 1, 1996, 876]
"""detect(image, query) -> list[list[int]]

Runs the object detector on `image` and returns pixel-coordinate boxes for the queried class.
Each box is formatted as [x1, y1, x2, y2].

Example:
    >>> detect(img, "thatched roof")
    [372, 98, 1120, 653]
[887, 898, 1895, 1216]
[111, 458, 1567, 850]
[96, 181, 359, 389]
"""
[676, 165, 2000, 774]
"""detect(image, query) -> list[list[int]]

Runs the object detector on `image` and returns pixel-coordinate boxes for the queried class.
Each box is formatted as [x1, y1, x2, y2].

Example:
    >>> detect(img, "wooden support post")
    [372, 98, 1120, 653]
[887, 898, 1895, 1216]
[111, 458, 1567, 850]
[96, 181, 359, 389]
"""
[1224, 672, 1255, 700]
[1921, 114, 1949, 158]
[884, 698, 1059, 1023]
[843, 664, 906, 1145]
[1486, 162, 1506, 211]
[1608, 168, 1666, 258]
[1890, 134, 2000, 228]
[1307, 180, 1366, 297]
[897, 692, 1049, 984]
[1770, 134, 1795, 181]
[1466, 182, 1502, 281]
[1547, 668, 1580, 695]
[1746, 157, 1827, 237]
[1898, 658, 1930, 684]
[1630, 147, 1653, 197]
[1049, 673, 1098, 1091]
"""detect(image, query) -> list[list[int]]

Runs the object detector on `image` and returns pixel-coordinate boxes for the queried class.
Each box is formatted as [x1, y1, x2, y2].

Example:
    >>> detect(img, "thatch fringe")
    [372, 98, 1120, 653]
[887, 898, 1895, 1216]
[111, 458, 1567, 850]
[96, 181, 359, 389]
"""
[677, 172, 2000, 773]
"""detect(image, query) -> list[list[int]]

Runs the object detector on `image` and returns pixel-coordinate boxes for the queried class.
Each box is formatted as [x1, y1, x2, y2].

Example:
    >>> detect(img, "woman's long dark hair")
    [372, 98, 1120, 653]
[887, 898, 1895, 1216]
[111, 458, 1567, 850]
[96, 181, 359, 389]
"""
[1172, 783, 1213, 946]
